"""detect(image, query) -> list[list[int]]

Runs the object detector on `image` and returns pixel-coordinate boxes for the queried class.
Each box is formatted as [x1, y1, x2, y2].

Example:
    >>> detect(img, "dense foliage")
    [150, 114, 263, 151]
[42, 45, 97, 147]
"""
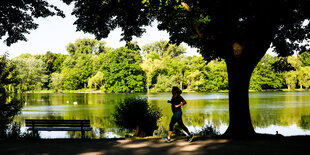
[3, 39, 310, 93]
[0, 0, 65, 46]
[113, 97, 162, 137]
[0, 54, 21, 138]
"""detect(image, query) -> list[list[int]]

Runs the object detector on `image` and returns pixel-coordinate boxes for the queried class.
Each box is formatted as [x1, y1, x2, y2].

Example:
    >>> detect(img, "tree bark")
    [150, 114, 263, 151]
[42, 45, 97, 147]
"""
[147, 82, 150, 94]
[180, 80, 183, 90]
[224, 57, 256, 138]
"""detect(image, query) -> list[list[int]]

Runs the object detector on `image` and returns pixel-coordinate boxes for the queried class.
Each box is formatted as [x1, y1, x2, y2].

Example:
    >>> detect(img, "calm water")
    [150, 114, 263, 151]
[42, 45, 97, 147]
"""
[13, 92, 310, 139]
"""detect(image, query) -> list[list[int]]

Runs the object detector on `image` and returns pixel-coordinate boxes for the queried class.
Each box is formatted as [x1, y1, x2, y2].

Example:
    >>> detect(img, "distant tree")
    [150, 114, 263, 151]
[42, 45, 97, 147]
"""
[50, 73, 65, 92]
[61, 67, 80, 90]
[88, 71, 104, 89]
[141, 57, 162, 94]
[66, 38, 108, 55]
[126, 41, 141, 51]
[0, 0, 64, 46]
[142, 40, 186, 58]
[63, 0, 310, 137]
[61, 54, 94, 89]
[150, 55, 185, 92]
[12, 56, 48, 91]
[35, 52, 56, 75]
[297, 67, 310, 89]
[52, 53, 67, 73]
[183, 56, 208, 91]
[153, 74, 176, 92]
[284, 71, 298, 89]
[169, 55, 187, 89]
[250, 54, 285, 90]
[205, 59, 228, 91]
[299, 51, 310, 66]
[288, 55, 302, 69]
[287, 54, 310, 89]
[75, 54, 94, 88]
[101, 47, 145, 93]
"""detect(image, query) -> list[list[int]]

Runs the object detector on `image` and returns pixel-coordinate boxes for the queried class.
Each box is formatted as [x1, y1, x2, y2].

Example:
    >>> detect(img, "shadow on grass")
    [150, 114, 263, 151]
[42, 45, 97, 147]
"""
[0, 135, 309, 155]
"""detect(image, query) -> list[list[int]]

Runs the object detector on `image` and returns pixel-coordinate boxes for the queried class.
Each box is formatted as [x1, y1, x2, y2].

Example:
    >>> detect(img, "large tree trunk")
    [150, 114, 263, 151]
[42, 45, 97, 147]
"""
[222, 41, 268, 138]
[224, 57, 256, 137]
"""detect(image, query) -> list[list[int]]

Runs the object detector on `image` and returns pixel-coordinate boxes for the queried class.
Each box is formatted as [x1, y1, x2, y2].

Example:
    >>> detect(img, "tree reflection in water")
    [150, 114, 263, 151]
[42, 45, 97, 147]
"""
[12, 92, 310, 138]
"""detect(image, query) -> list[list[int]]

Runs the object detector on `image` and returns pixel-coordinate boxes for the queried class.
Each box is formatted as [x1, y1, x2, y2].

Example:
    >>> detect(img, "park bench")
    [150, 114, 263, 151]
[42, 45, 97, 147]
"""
[25, 119, 91, 139]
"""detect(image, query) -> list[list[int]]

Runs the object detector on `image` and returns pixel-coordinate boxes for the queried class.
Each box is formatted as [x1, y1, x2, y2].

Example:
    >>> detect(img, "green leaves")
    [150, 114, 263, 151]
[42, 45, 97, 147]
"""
[101, 47, 145, 93]
[1, 0, 65, 46]
[66, 38, 108, 55]
[142, 40, 186, 58]
[113, 97, 162, 136]
[4, 38, 310, 93]
[250, 54, 285, 90]
[12, 56, 48, 91]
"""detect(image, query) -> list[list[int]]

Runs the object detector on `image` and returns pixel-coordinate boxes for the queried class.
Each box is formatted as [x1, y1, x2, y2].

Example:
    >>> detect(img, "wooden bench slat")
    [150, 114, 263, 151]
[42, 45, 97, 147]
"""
[26, 120, 90, 123]
[26, 124, 90, 126]
[26, 123, 90, 126]
[25, 121, 91, 124]
[27, 127, 92, 131]
[26, 119, 89, 121]
[26, 124, 90, 127]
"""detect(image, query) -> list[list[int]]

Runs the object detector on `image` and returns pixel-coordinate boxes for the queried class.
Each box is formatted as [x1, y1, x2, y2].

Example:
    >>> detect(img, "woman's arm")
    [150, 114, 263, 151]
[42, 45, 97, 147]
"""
[175, 100, 186, 108]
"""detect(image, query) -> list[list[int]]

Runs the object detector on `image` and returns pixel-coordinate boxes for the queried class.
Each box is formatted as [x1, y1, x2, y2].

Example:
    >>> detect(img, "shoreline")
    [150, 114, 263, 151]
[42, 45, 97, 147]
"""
[16, 88, 310, 94]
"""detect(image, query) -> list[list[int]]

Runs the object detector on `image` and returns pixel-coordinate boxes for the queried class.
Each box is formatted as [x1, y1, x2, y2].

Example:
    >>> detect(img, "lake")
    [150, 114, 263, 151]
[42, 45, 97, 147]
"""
[13, 92, 310, 139]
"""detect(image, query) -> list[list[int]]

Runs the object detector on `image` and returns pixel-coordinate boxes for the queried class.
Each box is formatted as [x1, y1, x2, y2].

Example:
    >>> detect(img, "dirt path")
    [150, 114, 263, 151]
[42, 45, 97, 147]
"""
[1, 136, 309, 155]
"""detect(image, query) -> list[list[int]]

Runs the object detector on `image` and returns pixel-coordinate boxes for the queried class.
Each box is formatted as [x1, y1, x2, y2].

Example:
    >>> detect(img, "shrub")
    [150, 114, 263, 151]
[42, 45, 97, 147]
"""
[113, 97, 162, 137]
[196, 124, 220, 136]
[0, 97, 22, 139]
[6, 122, 36, 139]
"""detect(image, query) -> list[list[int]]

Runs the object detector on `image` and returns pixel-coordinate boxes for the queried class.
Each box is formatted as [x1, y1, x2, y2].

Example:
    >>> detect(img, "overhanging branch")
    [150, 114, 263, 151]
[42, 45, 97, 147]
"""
[180, 1, 204, 38]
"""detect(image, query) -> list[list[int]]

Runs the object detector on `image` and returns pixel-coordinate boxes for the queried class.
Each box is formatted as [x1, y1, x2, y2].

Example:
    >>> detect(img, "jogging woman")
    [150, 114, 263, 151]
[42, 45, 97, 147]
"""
[165, 86, 193, 142]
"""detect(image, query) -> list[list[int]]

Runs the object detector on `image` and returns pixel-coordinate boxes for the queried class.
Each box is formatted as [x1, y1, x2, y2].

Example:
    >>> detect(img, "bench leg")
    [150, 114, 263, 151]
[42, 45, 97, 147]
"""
[81, 130, 85, 139]
[32, 130, 38, 138]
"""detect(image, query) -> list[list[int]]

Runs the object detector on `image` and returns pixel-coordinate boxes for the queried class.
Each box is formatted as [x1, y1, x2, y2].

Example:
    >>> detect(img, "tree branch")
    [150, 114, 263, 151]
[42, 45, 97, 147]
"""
[180, 1, 204, 38]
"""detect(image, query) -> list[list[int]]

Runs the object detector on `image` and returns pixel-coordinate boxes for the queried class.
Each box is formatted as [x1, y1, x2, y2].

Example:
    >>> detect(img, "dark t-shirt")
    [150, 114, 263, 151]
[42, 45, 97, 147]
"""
[171, 95, 185, 113]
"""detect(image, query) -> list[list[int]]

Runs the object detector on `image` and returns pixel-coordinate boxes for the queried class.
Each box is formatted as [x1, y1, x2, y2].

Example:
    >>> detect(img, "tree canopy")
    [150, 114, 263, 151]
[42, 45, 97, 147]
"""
[62, 0, 310, 138]
[142, 40, 186, 58]
[66, 38, 109, 55]
[0, 0, 65, 46]
[63, 0, 309, 60]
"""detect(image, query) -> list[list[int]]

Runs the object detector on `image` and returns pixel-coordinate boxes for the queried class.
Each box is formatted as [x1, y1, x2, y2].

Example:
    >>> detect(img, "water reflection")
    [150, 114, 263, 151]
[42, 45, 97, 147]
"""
[13, 92, 310, 138]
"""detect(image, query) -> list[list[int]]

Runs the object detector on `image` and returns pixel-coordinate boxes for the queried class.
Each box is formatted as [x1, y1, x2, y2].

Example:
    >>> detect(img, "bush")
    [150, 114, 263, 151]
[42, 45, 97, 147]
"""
[0, 97, 22, 139]
[113, 97, 162, 137]
[196, 124, 220, 136]
[6, 122, 36, 139]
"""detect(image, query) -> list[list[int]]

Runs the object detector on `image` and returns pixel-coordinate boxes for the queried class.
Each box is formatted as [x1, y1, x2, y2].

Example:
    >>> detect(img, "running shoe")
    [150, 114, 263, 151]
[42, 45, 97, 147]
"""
[163, 137, 171, 143]
[187, 135, 194, 142]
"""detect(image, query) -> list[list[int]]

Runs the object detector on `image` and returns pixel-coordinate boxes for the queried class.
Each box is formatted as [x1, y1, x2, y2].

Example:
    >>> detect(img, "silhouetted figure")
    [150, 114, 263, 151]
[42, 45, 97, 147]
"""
[164, 86, 193, 142]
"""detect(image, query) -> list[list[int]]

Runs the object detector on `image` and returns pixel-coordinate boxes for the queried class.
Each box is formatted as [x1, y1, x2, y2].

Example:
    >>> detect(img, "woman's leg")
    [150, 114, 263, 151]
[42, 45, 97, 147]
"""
[168, 112, 178, 139]
[177, 112, 192, 136]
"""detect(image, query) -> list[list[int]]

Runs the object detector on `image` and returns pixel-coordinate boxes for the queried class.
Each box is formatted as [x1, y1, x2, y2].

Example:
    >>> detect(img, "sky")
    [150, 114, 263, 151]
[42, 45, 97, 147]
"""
[0, 0, 199, 58]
